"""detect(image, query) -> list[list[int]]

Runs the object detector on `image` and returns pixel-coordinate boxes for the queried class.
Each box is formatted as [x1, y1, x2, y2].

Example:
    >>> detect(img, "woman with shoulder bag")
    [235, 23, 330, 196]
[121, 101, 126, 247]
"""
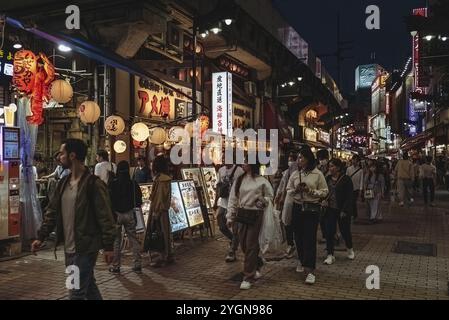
[226, 162, 274, 290]
[322, 159, 355, 266]
[286, 147, 328, 285]
[109, 161, 143, 274]
[143, 155, 173, 267]
[364, 162, 385, 224]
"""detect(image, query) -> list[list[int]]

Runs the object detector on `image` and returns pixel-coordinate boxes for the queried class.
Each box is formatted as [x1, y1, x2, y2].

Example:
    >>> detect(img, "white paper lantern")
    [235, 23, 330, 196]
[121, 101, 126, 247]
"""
[148, 127, 166, 145]
[79, 101, 101, 124]
[50, 79, 73, 103]
[113, 140, 127, 153]
[105, 115, 125, 136]
[167, 126, 185, 142]
[131, 122, 149, 142]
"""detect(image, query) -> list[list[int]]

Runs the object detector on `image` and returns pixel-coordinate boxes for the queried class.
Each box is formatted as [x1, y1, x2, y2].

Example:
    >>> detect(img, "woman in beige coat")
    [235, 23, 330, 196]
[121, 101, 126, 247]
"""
[144, 155, 173, 267]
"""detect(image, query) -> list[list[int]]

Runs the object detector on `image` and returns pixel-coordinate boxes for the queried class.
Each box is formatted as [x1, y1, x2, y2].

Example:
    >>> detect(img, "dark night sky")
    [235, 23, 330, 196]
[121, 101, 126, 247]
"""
[273, 0, 428, 95]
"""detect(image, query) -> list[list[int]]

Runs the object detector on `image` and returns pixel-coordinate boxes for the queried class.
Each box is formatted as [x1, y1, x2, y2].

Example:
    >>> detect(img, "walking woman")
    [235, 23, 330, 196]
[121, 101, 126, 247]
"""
[286, 147, 328, 285]
[143, 155, 173, 267]
[322, 159, 355, 265]
[109, 161, 143, 274]
[227, 163, 274, 290]
[364, 162, 385, 223]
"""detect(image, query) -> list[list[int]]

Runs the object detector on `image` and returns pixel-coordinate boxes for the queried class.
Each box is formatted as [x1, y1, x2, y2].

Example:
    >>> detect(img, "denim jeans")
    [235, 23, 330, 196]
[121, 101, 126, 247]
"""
[113, 210, 142, 268]
[65, 252, 102, 300]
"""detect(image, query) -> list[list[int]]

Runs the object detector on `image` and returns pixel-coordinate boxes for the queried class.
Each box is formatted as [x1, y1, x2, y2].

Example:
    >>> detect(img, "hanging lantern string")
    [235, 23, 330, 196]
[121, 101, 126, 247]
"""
[110, 110, 205, 129]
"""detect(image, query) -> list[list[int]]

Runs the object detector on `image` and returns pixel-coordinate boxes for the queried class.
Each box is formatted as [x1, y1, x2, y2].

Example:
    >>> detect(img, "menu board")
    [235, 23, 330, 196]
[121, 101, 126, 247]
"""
[181, 168, 202, 187]
[178, 180, 204, 227]
[201, 167, 218, 208]
[169, 181, 190, 233]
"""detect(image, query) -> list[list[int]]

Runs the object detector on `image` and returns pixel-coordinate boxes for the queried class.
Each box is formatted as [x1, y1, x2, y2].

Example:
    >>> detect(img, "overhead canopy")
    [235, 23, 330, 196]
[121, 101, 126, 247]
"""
[5, 16, 208, 116]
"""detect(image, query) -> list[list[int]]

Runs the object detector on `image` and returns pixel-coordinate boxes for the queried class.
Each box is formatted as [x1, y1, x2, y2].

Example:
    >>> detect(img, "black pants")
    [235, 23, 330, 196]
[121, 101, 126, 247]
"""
[324, 208, 353, 255]
[445, 175, 449, 191]
[422, 178, 435, 204]
[352, 190, 360, 219]
[285, 224, 295, 246]
[292, 203, 320, 271]
[217, 207, 239, 252]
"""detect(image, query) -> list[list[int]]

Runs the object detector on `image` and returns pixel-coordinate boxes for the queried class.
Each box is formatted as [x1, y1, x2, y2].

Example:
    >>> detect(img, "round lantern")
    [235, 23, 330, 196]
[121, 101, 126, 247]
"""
[167, 126, 185, 142]
[105, 115, 125, 136]
[79, 101, 100, 124]
[148, 127, 167, 145]
[113, 140, 127, 154]
[131, 122, 149, 142]
[163, 141, 172, 150]
[50, 79, 73, 103]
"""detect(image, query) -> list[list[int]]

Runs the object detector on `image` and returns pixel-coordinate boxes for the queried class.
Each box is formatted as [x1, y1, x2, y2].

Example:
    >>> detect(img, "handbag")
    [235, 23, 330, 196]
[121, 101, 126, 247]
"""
[235, 208, 262, 225]
[143, 218, 165, 252]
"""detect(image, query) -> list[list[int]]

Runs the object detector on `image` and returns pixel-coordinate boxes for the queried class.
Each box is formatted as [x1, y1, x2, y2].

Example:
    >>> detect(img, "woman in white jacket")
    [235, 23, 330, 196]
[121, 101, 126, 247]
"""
[227, 163, 274, 290]
[286, 147, 328, 285]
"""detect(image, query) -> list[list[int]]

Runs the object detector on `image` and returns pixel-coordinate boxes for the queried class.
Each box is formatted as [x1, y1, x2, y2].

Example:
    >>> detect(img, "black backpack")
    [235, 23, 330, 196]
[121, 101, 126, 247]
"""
[216, 166, 238, 198]
[107, 163, 116, 186]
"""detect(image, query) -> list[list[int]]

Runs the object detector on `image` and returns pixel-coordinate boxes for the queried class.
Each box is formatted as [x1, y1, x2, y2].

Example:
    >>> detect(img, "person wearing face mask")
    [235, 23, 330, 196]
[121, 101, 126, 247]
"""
[226, 162, 274, 290]
[274, 153, 298, 258]
[286, 147, 328, 285]
[322, 159, 355, 265]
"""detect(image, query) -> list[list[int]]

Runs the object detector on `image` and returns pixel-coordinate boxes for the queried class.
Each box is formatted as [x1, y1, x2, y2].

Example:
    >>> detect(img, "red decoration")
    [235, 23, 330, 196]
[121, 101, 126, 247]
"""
[132, 139, 148, 149]
[14, 51, 55, 125]
[199, 115, 209, 138]
[13, 50, 37, 94]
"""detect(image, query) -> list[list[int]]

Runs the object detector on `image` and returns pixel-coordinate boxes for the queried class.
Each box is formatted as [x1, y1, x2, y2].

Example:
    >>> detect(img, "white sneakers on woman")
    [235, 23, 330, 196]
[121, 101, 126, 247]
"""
[347, 248, 355, 260]
[323, 255, 336, 265]
[305, 273, 316, 284]
[240, 280, 252, 290]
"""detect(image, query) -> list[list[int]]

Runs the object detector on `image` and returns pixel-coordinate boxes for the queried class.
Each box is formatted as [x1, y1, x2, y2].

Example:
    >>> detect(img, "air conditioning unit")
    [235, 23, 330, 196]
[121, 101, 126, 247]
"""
[244, 81, 257, 97]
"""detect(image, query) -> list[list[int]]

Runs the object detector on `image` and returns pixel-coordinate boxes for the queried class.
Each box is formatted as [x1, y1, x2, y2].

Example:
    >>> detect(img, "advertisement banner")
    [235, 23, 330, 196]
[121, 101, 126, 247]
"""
[412, 8, 429, 89]
[212, 72, 233, 137]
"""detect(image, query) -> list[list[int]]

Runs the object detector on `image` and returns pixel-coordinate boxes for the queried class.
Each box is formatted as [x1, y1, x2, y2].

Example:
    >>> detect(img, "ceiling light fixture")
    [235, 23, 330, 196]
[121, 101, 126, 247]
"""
[58, 44, 72, 52]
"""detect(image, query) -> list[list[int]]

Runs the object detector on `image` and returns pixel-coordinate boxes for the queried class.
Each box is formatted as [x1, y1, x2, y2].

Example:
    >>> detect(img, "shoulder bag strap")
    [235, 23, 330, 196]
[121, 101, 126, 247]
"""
[350, 168, 361, 178]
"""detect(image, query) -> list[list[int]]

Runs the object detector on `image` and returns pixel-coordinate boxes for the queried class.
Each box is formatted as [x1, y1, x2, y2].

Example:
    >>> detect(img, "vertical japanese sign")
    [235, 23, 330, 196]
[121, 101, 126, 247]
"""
[412, 8, 428, 90]
[212, 72, 232, 137]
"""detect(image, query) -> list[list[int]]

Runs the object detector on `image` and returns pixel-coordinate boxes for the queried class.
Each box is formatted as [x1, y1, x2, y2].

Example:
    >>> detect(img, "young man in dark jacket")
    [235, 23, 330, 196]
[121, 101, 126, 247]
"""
[322, 158, 355, 265]
[31, 139, 116, 300]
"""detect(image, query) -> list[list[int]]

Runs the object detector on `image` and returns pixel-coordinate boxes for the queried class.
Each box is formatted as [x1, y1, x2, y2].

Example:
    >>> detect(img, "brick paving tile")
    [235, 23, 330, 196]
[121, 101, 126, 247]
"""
[2, 193, 449, 300]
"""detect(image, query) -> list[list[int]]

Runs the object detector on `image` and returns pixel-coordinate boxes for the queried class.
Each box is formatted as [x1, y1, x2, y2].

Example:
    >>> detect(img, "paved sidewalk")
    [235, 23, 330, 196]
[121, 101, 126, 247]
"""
[1, 191, 449, 300]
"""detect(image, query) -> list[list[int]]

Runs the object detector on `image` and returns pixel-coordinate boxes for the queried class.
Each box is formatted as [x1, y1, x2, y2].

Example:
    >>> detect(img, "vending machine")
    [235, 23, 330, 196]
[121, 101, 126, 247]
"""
[0, 126, 20, 240]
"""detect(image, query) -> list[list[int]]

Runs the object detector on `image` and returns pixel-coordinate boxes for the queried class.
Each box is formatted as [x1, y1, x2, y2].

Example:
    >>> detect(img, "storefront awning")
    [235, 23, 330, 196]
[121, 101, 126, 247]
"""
[5, 16, 208, 116]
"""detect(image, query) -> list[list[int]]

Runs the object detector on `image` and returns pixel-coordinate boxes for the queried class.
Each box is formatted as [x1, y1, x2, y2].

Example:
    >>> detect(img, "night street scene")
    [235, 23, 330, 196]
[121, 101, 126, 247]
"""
[1, 0, 449, 304]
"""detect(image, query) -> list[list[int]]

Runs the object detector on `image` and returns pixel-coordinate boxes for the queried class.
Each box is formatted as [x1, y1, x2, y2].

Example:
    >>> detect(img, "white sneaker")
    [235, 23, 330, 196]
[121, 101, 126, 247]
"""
[399, 202, 404, 207]
[296, 261, 304, 273]
[305, 273, 316, 284]
[240, 280, 252, 290]
[323, 255, 335, 265]
[347, 248, 355, 260]
[254, 271, 262, 280]
[410, 198, 414, 203]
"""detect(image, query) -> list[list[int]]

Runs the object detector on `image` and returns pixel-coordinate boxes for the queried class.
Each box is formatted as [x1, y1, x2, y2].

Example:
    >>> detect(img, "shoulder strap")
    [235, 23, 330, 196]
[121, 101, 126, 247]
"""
[350, 168, 361, 178]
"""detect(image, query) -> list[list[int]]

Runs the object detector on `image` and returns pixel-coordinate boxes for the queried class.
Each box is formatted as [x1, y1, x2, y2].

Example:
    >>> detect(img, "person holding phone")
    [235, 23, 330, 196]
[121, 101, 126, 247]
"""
[286, 147, 328, 285]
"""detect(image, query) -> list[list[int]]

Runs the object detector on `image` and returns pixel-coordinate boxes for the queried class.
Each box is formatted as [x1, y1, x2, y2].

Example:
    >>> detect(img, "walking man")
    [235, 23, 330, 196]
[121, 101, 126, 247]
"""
[31, 139, 116, 300]
[394, 152, 415, 207]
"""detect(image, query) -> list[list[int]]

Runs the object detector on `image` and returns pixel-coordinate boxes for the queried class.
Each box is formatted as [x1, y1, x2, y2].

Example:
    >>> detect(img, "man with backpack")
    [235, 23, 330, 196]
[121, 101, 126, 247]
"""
[214, 163, 244, 262]
[94, 149, 117, 185]
[31, 139, 116, 300]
